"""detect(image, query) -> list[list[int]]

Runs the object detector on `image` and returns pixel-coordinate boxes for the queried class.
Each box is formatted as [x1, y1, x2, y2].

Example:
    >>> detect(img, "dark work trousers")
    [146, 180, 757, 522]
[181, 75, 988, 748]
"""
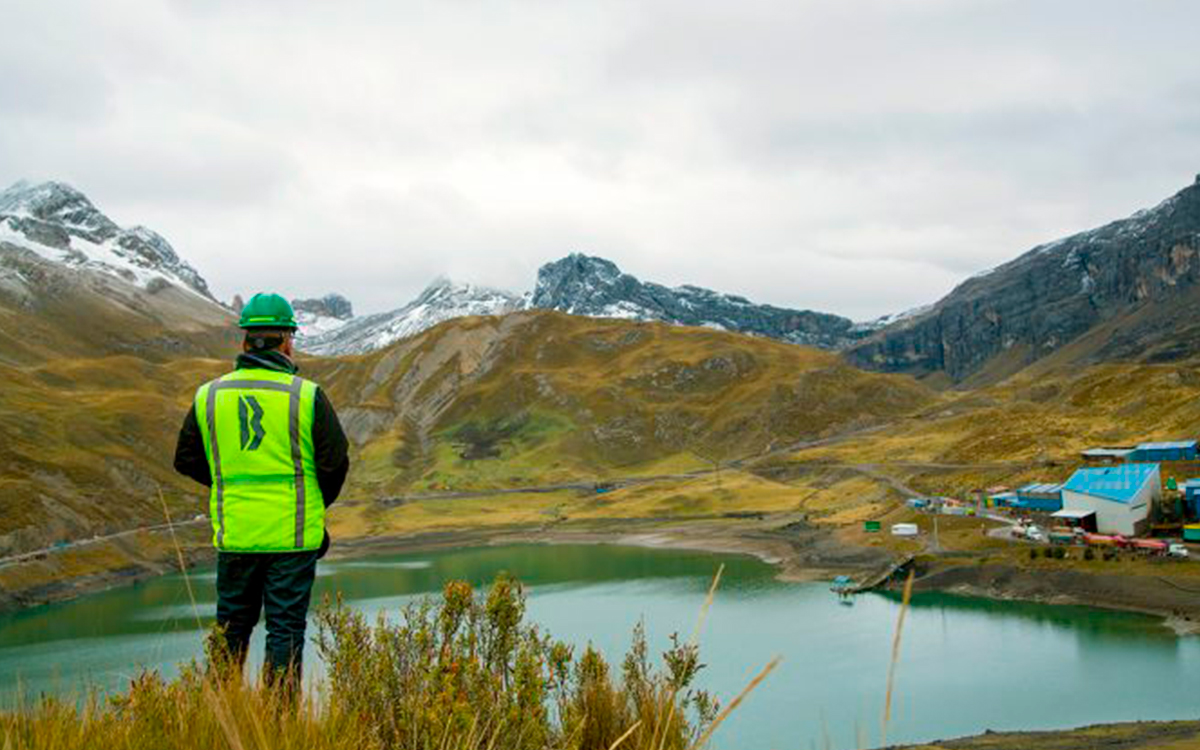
[215, 550, 319, 686]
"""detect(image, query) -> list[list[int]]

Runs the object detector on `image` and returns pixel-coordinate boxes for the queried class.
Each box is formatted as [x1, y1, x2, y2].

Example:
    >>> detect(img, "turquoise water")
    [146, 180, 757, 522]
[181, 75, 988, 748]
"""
[1, 543, 1197, 748]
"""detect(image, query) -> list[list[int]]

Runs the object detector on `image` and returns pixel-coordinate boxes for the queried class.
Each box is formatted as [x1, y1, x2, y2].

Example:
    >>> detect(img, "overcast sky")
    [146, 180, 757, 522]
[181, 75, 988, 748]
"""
[1, 0, 1197, 320]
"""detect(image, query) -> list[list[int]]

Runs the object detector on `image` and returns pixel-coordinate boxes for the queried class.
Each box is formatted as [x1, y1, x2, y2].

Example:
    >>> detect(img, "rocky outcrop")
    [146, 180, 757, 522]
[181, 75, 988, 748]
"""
[529, 254, 864, 349]
[847, 175, 1200, 381]
[293, 292, 354, 321]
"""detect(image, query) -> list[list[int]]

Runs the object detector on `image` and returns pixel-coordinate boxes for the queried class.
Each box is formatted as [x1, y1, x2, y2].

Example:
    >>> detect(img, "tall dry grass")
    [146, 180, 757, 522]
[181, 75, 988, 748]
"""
[1, 572, 772, 750]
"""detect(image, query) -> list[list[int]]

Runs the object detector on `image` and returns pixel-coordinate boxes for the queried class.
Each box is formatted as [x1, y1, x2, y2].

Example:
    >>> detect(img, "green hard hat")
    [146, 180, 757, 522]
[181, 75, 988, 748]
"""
[238, 292, 298, 330]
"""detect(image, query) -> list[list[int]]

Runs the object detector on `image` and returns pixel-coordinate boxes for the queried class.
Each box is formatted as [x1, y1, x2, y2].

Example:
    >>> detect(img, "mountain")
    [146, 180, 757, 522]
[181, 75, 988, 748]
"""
[528, 254, 864, 349]
[293, 293, 355, 337]
[847, 175, 1200, 384]
[297, 254, 870, 358]
[298, 278, 521, 356]
[0, 181, 215, 301]
[0, 181, 232, 365]
[0, 182, 236, 581]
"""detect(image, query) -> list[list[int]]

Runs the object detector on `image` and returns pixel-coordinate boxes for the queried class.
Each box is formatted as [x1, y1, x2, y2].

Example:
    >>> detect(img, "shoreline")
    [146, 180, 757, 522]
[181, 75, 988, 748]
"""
[324, 515, 893, 582]
[5, 516, 1200, 635]
[327, 516, 1200, 632]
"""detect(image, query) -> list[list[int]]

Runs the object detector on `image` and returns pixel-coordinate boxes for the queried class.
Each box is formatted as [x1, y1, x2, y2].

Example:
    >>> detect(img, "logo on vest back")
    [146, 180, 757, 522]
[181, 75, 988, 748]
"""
[238, 395, 266, 451]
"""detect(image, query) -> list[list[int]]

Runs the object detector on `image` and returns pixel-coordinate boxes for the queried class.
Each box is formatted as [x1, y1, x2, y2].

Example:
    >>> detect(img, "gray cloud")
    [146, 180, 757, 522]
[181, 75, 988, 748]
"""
[1, 0, 1197, 321]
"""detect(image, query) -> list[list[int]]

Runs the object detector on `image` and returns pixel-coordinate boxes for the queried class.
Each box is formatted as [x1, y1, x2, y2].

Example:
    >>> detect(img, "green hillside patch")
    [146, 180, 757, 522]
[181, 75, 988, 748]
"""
[422, 411, 577, 490]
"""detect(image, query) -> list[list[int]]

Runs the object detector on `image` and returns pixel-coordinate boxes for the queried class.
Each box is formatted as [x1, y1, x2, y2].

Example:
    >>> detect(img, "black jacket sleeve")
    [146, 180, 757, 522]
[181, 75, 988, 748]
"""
[313, 387, 350, 507]
[173, 404, 212, 487]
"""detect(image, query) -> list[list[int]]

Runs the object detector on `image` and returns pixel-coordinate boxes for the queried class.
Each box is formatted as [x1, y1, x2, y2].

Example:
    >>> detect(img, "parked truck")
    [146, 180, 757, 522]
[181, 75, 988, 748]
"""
[1131, 538, 1168, 555]
[1083, 533, 1129, 548]
[1048, 530, 1077, 545]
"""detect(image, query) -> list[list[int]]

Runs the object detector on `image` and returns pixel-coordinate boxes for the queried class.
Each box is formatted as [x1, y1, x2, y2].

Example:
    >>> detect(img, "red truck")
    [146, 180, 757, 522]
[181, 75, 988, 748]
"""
[1131, 539, 1168, 555]
[1083, 533, 1129, 548]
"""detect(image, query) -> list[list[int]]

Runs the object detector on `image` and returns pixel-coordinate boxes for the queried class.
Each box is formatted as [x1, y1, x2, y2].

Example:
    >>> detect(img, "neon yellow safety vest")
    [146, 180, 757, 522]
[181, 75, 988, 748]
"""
[194, 368, 326, 552]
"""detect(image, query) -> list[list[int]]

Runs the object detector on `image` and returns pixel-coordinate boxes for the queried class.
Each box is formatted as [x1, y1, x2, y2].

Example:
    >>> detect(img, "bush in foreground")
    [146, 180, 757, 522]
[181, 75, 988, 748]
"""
[1, 574, 719, 750]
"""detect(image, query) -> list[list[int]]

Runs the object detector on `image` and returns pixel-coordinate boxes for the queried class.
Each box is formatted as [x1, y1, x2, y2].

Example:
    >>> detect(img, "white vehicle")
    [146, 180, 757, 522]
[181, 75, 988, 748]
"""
[1169, 543, 1190, 559]
[1025, 525, 1046, 542]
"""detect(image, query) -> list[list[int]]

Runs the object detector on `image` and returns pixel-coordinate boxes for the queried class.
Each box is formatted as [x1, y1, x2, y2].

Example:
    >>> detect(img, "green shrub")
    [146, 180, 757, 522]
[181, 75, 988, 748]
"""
[1084, 548, 1095, 561]
[0, 575, 721, 750]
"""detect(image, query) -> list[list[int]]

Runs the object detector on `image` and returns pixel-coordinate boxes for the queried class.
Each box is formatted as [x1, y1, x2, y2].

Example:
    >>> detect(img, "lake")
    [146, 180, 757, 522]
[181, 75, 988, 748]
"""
[1, 543, 1197, 749]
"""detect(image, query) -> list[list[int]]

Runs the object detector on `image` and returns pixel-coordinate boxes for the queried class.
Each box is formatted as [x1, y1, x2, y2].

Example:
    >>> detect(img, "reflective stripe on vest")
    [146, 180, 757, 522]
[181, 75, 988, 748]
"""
[194, 370, 325, 552]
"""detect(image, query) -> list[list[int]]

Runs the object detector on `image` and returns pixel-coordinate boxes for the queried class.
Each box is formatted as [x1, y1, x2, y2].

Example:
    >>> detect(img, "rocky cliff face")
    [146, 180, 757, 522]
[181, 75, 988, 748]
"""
[294, 293, 354, 321]
[0, 180, 215, 301]
[846, 175, 1200, 382]
[529, 254, 863, 349]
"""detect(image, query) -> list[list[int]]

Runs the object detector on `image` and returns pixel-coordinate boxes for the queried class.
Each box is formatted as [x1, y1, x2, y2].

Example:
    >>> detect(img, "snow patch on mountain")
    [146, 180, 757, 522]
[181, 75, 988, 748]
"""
[528, 253, 862, 349]
[293, 293, 355, 338]
[298, 278, 521, 356]
[0, 180, 215, 301]
[850, 304, 935, 333]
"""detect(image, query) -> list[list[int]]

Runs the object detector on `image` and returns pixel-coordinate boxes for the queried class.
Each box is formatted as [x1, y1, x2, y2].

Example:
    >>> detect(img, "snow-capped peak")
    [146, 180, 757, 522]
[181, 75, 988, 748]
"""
[527, 253, 861, 348]
[296, 278, 522, 356]
[293, 293, 356, 338]
[0, 180, 215, 300]
[0, 180, 119, 241]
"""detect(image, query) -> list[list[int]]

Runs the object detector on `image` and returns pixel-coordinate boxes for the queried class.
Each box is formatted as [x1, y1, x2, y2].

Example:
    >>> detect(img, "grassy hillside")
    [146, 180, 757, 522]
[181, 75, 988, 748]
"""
[0, 308, 932, 554]
[307, 311, 934, 500]
[0, 246, 234, 366]
[780, 360, 1200, 510]
[0, 355, 227, 556]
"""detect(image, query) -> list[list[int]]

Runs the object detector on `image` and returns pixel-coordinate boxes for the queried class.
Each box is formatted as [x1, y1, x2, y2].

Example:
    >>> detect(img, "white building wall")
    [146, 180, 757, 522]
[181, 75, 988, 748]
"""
[1061, 468, 1158, 536]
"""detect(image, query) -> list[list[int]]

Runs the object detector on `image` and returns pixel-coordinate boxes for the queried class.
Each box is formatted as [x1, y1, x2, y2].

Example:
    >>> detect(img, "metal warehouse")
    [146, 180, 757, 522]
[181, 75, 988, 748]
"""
[1014, 482, 1064, 512]
[1130, 441, 1198, 463]
[1081, 447, 1135, 465]
[1183, 479, 1200, 518]
[1061, 463, 1160, 536]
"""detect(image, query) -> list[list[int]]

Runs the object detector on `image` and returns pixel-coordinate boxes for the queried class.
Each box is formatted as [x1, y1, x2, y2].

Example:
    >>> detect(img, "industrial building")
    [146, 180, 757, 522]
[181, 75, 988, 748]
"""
[1081, 447, 1135, 465]
[1014, 482, 1064, 512]
[1051, 508, 1098, 533]
[1061, 463, 1160, 536]
[1130, 441, 1198, 463]
[1183, 479, 1200, 518]
[988, 491, 1019, 509]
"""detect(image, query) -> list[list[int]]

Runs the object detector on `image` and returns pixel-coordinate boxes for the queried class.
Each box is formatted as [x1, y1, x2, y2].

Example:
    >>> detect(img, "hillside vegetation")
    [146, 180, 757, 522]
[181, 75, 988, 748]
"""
[785, 361, 1200, 502]
[1, 575, 733, 750]
[308, 311, 933, 499]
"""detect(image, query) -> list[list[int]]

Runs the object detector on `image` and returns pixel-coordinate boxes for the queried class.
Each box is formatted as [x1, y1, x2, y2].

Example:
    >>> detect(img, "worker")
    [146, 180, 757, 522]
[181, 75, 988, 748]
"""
[173, 292, 349, 696]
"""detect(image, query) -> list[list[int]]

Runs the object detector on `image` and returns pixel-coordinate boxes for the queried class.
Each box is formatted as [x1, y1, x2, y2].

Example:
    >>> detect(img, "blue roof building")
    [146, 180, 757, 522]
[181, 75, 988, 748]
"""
[1061, 463, 1160, 536]
[1014, 482, 1064, 512]
[1131, 441, 1198, 463]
